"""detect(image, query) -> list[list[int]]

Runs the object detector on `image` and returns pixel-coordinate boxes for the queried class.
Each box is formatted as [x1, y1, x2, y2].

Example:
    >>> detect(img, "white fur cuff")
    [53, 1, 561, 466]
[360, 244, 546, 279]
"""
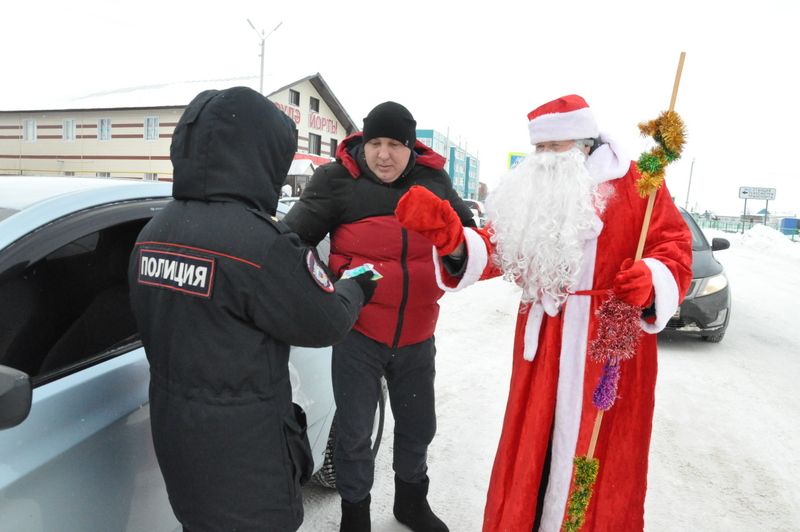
[640, 258, 680, 333]
[433, 228, 488, 292]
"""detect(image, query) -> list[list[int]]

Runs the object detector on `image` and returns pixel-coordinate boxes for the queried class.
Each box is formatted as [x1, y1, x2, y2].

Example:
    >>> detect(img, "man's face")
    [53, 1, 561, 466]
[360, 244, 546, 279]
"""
[364, 137, 412, 183]
[535, 140, 589, 154]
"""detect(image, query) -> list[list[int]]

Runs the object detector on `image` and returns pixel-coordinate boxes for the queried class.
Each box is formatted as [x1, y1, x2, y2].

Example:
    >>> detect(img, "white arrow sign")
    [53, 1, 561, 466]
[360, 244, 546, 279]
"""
[739, 187, 776, 200]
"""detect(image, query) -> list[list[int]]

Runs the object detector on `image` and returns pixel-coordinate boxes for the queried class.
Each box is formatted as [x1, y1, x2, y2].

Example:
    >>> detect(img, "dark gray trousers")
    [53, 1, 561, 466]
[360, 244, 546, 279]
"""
[332, 330, 437, 503]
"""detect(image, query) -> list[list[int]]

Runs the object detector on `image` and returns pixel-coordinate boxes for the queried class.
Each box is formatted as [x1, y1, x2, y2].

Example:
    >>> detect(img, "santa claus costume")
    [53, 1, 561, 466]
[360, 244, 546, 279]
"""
[435, 96, 693, 531]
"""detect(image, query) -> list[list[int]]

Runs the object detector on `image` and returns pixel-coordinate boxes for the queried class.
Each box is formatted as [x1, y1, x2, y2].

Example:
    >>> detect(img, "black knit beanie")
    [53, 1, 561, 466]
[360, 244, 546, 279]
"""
[362, 101, 417, 148]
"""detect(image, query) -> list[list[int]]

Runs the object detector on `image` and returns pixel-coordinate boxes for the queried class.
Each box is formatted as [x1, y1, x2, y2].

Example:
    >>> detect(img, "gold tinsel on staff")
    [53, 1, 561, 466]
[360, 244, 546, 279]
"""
[561, 51, 688, 532]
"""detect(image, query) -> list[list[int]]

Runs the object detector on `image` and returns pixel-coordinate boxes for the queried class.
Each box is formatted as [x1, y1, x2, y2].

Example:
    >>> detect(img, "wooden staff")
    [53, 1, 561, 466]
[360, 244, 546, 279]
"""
[587, 51, 686, 459]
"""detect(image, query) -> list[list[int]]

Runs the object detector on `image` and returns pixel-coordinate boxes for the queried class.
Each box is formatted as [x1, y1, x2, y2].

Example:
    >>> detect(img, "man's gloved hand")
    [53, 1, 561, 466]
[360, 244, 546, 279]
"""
[350, 270, 378, 305]
[395, 185, 465, 255]
[613, 258, 653, 307]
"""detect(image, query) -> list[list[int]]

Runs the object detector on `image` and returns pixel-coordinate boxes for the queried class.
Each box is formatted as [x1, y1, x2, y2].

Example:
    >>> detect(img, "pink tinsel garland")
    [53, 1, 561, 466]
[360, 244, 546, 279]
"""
[589, 293, 643, 410]
[589, 292, 643, 363]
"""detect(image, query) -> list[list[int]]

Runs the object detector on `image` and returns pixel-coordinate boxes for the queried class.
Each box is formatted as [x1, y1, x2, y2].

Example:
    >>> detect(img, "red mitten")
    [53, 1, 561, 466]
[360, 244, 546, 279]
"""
[613, 258, 654, 307]
[395, 185, 465, 255]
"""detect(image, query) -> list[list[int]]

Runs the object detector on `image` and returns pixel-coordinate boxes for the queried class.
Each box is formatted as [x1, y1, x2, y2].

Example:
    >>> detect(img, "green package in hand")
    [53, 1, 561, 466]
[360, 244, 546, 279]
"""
[341, 263, 383, 281]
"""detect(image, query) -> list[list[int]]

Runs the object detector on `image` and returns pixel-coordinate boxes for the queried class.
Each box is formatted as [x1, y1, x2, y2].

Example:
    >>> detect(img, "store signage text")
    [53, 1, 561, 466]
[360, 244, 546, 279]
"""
[308, 113, 338, 134]
[274, 102, 301, 125]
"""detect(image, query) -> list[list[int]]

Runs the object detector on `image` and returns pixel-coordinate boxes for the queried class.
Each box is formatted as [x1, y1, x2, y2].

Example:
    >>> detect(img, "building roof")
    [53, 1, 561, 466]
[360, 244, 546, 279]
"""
[267, 72, 358, 135]
[0, 77, 259, 113]
[287, 159, 316, 176]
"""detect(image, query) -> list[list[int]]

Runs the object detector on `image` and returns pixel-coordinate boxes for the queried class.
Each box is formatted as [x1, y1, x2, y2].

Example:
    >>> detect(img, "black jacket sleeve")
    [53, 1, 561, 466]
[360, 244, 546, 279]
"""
[283, 165, 341, 246]
[249, 231, 364, 347]
[446, 186, 478, 227]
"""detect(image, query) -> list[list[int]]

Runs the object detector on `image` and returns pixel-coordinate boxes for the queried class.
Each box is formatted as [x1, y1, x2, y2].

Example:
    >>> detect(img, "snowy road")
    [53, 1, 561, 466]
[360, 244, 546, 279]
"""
[300, 226, 800, 531]
[647, 227, 800, 531]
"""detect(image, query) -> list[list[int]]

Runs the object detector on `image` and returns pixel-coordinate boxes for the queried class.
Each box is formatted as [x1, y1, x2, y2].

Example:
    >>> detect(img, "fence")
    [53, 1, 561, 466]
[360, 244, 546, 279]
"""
[693, 215, 800, 241]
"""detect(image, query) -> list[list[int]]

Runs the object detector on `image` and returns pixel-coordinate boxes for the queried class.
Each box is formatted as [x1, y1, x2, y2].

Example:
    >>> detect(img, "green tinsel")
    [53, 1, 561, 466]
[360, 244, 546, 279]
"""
[636, 110, 686, 196]
[637, 153, 662, 174]
[562, 456, 600, 532]
[663, 147, 680, 163]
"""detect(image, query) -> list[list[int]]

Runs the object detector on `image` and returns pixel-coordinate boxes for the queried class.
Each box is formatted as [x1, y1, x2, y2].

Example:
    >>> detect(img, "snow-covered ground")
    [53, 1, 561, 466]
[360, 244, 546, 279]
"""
[300, 224, 800, 531]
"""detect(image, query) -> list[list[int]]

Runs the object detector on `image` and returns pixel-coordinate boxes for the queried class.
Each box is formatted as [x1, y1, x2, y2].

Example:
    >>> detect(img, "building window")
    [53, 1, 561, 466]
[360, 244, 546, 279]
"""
[62, 119, 76, 141]
[310, 96, 320, 112]
[64, 171, 75, 176]
[289, 89, 300, 106]
[309, 133, 321, 155]
[23, 119, 36, 142]
[96, 172, 111, 178]
[144, 172, 158, 181]
[144, 116, 160, 141]
[98, 118, 111, 141]
[329, 138, 338, 157]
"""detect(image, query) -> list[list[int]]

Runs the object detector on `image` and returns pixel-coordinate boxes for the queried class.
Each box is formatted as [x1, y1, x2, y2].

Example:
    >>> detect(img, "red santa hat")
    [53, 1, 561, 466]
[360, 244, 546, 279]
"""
[527, 94, 599, 145]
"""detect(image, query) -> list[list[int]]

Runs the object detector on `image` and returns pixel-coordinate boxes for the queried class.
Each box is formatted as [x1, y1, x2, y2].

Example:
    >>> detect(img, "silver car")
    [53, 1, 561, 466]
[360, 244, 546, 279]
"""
[0, 176, 384, 532]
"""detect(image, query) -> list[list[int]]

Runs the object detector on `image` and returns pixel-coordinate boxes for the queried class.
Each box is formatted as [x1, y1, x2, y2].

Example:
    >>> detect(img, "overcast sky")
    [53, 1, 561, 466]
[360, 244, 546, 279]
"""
[4, 0, 799, 216]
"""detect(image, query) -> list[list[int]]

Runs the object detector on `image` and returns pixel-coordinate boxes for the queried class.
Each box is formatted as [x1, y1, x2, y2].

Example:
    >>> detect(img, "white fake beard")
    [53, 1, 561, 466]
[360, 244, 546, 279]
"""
[485, 148, 610, 307]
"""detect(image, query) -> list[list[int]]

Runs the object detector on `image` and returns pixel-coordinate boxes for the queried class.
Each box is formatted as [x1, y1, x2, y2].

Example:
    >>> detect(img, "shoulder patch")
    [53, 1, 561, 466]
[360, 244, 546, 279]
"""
[305, 249, 335, 293]
[137, 248, 215, 298]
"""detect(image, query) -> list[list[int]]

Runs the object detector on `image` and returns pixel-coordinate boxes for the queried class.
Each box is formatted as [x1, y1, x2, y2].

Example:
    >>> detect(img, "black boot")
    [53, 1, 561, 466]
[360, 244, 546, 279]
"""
[393, 475, 449, 532]
[340, 494, 371, 532]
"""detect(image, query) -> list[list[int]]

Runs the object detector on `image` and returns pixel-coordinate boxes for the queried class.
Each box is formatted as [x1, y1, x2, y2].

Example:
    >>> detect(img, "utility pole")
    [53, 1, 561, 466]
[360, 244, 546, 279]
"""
[246, 19, 283, 94]
[684, 157, 695, 210]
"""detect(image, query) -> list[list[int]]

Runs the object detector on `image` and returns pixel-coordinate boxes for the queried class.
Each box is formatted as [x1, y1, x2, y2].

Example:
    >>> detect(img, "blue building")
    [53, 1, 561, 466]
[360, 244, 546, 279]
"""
[416, 129, 480, 199]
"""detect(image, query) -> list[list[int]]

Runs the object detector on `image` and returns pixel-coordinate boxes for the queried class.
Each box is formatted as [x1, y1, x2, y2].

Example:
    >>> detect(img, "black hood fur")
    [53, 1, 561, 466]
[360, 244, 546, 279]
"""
[170, 86, 298, 215]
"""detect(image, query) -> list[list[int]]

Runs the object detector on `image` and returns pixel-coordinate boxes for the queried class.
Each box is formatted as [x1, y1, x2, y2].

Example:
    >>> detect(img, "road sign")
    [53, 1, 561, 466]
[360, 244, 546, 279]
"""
[738, 186, 776, 200]
[508, 152, 527, 169]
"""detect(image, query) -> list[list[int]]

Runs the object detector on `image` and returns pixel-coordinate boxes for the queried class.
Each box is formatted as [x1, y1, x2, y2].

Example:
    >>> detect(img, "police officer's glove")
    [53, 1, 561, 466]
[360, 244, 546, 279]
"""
[351, 271, 378, 305]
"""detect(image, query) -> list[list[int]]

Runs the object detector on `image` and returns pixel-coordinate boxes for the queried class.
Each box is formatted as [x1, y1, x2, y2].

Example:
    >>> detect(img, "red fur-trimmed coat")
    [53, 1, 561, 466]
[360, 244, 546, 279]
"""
[436, 158, 692, 531]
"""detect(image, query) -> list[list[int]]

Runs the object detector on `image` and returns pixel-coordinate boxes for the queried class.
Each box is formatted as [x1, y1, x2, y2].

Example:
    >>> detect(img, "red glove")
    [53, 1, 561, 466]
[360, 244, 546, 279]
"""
[613, 258, 653, 307]
[395, 185, 465, 255]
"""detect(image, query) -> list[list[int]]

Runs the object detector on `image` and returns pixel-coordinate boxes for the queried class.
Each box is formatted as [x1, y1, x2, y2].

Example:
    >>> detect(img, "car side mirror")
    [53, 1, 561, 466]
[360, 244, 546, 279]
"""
[711, 238, 730, 251]
[0, 366, 32, 430]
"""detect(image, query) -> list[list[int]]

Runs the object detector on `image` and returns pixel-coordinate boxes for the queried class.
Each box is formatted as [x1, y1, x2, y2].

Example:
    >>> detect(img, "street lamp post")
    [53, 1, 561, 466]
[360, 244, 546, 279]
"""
[246, 19, 283, 94]
[684, 157, 695, 211]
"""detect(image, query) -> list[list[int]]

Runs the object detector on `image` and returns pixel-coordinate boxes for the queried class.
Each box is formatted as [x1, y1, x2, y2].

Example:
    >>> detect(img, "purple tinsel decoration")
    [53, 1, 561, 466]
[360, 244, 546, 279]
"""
[593, 360, 621, 410]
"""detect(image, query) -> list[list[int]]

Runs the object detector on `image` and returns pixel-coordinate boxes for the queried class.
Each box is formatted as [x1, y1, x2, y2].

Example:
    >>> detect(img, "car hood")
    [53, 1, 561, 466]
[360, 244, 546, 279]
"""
[170, 87, 298, 216]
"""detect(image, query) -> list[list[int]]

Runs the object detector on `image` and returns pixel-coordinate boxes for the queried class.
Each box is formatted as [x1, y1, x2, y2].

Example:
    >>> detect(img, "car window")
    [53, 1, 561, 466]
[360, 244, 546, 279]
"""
[680, 210, 709, 251]
[0, 200, 167, 383]
[46, 232, 100, 259]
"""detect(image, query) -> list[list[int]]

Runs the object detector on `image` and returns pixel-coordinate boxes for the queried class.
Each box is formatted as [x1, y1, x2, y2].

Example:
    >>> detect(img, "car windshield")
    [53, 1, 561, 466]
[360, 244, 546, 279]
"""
[680, 211, 709, 251]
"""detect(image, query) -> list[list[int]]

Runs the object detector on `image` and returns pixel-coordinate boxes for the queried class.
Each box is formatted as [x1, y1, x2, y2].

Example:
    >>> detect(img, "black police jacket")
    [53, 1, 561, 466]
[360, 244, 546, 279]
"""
[128, 87, 366, 532]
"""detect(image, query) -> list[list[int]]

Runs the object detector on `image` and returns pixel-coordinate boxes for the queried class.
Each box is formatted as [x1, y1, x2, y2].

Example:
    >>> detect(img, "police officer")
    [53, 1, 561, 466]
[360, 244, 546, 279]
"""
[128, 87, 377, 532]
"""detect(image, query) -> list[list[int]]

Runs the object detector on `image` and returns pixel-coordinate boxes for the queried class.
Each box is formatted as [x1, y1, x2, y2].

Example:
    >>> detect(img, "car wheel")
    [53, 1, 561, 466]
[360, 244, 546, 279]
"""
[702, 332, 725, 343]
[312, 377, 387, 489]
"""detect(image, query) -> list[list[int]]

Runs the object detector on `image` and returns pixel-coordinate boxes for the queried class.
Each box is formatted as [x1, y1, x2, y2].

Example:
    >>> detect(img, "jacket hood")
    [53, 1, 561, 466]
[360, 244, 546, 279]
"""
[335, 133, 446, 178]
[171, 86, 298, 214]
